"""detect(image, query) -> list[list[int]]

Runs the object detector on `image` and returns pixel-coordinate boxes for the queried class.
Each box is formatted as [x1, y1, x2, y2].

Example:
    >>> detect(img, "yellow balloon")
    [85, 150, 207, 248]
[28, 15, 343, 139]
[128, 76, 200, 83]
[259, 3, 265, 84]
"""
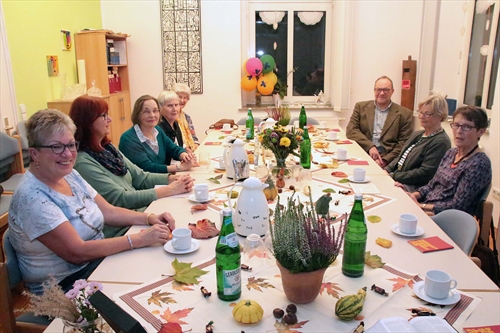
[263, 72, 277, 85]
[257, 76, 274, 95]
[241, 75, 257, 91]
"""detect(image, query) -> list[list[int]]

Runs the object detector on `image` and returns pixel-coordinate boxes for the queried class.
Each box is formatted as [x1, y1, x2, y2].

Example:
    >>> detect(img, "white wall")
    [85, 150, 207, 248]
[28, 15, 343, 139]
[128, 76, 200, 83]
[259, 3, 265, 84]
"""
[101, 0, 499, 220]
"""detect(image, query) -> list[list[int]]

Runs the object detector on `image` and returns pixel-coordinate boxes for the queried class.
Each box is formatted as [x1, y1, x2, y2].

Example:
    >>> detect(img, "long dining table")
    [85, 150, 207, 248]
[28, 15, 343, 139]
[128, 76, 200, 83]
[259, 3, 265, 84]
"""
[44, 124, 499, 333]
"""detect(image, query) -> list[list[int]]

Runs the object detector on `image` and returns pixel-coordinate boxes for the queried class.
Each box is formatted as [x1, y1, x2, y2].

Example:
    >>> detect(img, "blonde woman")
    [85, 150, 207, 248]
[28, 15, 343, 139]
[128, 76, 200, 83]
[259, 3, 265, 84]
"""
[172, 83, 199, 150]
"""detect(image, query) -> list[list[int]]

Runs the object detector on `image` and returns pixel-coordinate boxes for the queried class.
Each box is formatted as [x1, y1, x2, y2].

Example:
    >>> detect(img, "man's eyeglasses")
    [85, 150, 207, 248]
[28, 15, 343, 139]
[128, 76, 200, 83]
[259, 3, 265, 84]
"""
[450, 123, 476, 131]
[374, 88, 391, 94]
[37, 141, 80, 154]
[98, 113, 110, 120]
[414, 111, 435, 118]
[141, 109, 160, 116]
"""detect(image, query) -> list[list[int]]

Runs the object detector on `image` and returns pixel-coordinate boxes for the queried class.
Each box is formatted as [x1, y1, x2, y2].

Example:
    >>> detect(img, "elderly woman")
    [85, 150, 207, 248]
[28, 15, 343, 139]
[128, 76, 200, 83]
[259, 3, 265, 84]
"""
[386, 94, 451, 192]
[173, 83, 199, 149]
[408, 105, 491, 216]
[70, 96, 194, 216]
[9, 109, 175, 294]
[119, 95, 195, 173]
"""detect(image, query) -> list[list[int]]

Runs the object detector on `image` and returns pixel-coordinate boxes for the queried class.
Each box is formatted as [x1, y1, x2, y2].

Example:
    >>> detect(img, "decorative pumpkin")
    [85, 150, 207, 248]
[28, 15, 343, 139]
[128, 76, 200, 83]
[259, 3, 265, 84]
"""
[264, 176, 278, 200]
[335, 287, 367, 321]
[232, 299, 264, 324]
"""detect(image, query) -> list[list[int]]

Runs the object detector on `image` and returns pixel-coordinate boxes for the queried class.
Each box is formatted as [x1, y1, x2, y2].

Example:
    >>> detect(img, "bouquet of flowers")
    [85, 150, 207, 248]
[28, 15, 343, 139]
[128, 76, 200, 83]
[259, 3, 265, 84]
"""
[258, 124, 302, 169]
[27, 278, 103, 328]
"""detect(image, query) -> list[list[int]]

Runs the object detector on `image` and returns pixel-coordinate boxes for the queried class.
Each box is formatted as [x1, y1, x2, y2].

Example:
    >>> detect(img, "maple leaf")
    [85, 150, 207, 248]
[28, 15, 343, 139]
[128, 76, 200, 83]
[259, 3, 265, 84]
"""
[388, 277, 411, 292]
[160, 307, 193, 325]
[208, 174, 223, 184]
[274, 319, 310, 333]
[147, 290, 176, 307]
[171, 280, 194, 291]
[246, 277, 275, 292]
[338, 178, 350, 183]
[158, 322, 183, 333]
[364, 251, 385, 268]
[172, 258, 208, 284]
[367, 215, 382, 223]
[319, 282, 344, 299]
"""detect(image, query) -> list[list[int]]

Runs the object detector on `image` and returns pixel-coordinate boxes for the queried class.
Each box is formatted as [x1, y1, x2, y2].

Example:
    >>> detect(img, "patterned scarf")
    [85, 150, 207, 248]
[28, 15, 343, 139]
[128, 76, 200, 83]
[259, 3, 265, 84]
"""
[83, 143, 128, 176]
[178, 110, 196, 151]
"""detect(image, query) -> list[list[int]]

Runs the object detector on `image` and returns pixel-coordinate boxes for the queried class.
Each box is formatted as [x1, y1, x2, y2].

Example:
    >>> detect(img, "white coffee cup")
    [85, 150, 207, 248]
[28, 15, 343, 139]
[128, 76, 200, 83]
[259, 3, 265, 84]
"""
[336, 148, 347, 160]
[222, 123, 231, 131]
[194, 183, 209, 202]
[424, 270, 458, 299]
[293, 120, 300, 128]
[171, 228, 192, 250]
[327, 131, 337, 141]
[353, 168, 366, 182]
[319, 120, 327, 129]
[399, 213, 418, 234]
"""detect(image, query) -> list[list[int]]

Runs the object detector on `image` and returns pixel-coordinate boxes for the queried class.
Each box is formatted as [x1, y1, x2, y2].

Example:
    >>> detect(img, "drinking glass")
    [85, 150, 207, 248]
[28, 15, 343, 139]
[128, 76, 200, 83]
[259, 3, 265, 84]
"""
[244, 234, 267, 266]
[255, 165, 270, 183]
[198, 152, 210, 169]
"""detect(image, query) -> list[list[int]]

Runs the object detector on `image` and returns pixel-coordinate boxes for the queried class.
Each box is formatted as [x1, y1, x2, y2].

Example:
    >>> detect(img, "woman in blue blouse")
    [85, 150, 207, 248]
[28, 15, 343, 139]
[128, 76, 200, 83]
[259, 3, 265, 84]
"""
[119, 95, 195, 173]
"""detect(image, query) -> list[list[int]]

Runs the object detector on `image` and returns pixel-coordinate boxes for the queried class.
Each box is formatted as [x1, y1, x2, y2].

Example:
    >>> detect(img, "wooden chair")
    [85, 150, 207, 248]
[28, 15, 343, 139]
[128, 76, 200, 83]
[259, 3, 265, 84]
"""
[0, 132, 25, 194]
[0, 185, 12, 234]
[1, 229, 50, 333]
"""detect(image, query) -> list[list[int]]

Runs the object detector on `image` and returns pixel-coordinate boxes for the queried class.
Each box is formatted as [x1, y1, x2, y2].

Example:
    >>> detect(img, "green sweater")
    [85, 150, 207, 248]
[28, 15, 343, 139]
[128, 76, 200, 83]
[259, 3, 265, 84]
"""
[119, 125, 186, 173]
[74, 148, 170, 212]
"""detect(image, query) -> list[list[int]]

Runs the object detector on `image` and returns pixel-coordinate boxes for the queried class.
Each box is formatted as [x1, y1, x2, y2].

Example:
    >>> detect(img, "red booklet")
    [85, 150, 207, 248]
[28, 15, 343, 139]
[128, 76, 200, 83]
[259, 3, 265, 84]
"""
[348, 160, 369, 165]
[464, 325, 500, 333]
[408, 236, 454, 253]
[204, 142, 222, 146]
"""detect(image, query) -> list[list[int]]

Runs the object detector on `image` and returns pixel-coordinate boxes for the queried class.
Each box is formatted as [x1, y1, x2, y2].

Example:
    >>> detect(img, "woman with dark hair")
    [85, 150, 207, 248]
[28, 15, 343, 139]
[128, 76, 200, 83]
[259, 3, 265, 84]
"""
[119, 95, 195, 173]
[408, 105, 491, 216]
[9, 109, 174, 294]
[70, 96, 194, 217]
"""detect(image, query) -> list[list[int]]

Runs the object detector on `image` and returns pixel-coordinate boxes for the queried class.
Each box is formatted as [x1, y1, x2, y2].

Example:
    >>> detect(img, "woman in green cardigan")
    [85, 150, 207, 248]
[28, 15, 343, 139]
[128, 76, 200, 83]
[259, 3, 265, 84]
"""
[119, 95, 195, 173]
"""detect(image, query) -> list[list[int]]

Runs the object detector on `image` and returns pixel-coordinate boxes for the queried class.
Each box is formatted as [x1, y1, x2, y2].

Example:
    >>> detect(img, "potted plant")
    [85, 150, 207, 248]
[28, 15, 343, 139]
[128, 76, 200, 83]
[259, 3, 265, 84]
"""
[265, 105, 291, 127]
[268, 192, 346, 303]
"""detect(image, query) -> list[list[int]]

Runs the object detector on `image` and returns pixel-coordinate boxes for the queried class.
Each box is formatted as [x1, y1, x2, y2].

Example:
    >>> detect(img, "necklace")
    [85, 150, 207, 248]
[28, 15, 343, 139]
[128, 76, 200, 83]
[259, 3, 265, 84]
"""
[423, 127, 443, 138]
[451, 145, 479, 169]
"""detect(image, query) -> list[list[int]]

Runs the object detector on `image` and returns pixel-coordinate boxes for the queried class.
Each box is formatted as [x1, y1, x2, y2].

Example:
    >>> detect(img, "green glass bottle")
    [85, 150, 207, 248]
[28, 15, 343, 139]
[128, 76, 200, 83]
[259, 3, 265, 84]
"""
[216, 208, 241, 301]
[342, 193, 367, 277]
[245, 108, 254, 140]
[300, 127, 311, 169]
[299, 105, 307, 129]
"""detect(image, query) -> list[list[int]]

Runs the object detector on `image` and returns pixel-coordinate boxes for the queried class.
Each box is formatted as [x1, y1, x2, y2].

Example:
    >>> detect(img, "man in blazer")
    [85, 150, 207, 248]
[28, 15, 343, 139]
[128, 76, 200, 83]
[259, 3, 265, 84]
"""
[346, 76, 413, 168]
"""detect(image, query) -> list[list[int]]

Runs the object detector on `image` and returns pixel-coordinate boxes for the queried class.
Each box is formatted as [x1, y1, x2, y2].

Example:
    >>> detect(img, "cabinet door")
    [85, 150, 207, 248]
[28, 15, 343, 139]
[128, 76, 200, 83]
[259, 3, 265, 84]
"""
[107, 92, 132, 145]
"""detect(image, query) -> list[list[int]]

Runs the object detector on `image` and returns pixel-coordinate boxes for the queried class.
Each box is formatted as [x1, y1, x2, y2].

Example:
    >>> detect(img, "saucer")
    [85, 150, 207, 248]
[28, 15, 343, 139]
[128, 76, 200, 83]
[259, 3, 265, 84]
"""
[348, 176, 370, 183]
[187, 193, 215, 203]
[390, 223, 425, 237]
[413, 281, 460, 305]
[325, 138, 338, 142]
[164, 239, 200, 254]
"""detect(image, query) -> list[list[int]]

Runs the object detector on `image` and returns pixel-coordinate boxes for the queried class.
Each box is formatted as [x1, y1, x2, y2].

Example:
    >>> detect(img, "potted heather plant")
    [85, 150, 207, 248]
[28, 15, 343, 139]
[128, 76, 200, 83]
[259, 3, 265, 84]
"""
[265, 105, 291, 127]
[268, 191, 345, 304]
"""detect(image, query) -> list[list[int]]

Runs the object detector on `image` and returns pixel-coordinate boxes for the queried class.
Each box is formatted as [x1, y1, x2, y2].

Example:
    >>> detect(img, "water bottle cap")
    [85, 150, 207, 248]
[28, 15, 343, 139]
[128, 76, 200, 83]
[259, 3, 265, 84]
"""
[354, 193, 363, 200]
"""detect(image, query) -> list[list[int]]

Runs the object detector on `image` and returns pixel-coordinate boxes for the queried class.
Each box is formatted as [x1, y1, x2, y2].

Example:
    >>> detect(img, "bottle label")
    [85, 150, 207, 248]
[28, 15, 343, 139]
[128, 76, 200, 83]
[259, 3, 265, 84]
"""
[223, 267, 241, 295]
[219, 232, 239, 247]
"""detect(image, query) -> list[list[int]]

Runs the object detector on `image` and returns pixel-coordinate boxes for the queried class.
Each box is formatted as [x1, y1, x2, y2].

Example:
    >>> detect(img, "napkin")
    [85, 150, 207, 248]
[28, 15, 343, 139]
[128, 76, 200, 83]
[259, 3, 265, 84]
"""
[348, 160, 369, 165]
[335, 140, 352, 144]
[408, 236, 454, 253]
[204, 142, 222, 145]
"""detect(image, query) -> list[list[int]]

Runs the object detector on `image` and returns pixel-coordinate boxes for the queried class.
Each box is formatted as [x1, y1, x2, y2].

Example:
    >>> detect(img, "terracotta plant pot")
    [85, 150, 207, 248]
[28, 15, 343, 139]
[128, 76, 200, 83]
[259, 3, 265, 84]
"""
[276, 261, 327, 304]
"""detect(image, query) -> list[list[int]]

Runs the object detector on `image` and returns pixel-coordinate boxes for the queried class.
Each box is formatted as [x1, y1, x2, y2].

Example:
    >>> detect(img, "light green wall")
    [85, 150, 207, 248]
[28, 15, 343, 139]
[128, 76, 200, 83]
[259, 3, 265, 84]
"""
[2, 0, 102, 117]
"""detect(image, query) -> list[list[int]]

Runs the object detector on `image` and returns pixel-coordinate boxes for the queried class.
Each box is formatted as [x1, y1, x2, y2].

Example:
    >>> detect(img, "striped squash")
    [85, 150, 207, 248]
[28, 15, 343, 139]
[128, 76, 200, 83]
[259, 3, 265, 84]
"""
[335, 287, 367, 321]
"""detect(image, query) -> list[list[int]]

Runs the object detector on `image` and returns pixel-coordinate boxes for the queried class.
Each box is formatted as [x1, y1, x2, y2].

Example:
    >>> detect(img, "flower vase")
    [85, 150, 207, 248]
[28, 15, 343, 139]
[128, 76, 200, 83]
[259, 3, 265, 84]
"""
[255, 91, 262, 107]
[271, 157, 291, 188]
[63, 317, 107, 333]
[276, 261, 327, 304]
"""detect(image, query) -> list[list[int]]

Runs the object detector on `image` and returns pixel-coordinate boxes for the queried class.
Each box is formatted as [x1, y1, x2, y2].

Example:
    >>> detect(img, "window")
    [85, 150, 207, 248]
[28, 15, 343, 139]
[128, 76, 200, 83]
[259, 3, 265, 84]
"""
[464, 1, 500, 110]
[248, 2, 332, 104]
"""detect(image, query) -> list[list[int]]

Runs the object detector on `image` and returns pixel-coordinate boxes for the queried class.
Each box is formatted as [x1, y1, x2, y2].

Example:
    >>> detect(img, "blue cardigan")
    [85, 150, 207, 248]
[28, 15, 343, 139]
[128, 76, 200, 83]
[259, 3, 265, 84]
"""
[119, 125, 186, 173]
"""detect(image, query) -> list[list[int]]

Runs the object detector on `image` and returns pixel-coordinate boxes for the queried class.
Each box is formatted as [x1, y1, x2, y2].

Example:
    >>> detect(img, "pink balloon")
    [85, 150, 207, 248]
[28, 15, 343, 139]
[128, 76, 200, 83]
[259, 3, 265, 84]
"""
[245, 58, 263, 77]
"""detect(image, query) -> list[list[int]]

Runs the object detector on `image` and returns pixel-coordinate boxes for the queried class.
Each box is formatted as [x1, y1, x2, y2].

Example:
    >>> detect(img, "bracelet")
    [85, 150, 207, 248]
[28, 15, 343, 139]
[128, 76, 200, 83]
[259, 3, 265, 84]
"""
[422, 204, 427, 210]
[145, 213, 153, 225]
[176, 163, 181, 172]
[127, 235, 134, 250]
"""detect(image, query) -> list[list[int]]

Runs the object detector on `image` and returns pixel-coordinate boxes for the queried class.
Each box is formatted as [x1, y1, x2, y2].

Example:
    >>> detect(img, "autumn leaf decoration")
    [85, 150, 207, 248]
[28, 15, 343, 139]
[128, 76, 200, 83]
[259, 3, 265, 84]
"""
[148, 290, 176, 307]
[208, 174, 223, 184]
[172, 258, 208, 285]
[158, 307, 194, 333]
[246, 277, 275, 292]
[274, 319, 310, 333]
[364, 251, 385, 268]
[319, 282, 344, 299]
[388, 276, 413, 292]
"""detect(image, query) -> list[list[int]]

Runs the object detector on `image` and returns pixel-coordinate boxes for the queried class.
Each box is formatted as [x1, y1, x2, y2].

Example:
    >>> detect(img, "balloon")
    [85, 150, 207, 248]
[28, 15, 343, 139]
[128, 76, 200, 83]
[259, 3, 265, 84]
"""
[263, 72, 277, 85]
[260, 54, 276, 74]
[245, 57, 263, 77]
[257, 75, 274, 95]
[242, 59, 248, 73]
[241, 75, 257, 91]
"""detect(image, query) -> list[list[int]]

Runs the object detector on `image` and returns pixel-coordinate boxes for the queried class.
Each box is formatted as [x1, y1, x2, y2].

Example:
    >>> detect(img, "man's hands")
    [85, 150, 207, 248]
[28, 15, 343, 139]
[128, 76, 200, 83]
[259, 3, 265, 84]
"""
[369, 146, 387, 168]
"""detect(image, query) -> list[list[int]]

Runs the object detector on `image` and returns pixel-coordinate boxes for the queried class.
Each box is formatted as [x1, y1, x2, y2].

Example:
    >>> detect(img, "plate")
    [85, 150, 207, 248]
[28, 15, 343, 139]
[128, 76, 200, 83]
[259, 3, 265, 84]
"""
[348, 176, 371, 183]
[325, 138, 338, 142]
[412, 281, 460, 305]
[390, 223, 425, 237]
[164, 239, 200, 254]
[187, 193, 215, 203]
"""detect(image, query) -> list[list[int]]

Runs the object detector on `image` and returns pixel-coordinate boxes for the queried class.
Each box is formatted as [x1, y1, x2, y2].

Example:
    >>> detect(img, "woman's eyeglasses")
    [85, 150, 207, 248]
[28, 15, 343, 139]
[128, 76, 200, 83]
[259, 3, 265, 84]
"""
[414, 111, 435, 118]
[98, 113, 110, 120]
[37, 141, 80, 154]
[450, 123, 476, 131]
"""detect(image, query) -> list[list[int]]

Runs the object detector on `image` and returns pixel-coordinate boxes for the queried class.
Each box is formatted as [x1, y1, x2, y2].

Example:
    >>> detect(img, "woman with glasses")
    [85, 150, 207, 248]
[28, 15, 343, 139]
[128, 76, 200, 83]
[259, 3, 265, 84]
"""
[119, 95, 195, 173]
[8, 109, 175, 294]
[407, 105, 491, 216]
[69, 96, 194, 234]
[386, 94, 451, 192]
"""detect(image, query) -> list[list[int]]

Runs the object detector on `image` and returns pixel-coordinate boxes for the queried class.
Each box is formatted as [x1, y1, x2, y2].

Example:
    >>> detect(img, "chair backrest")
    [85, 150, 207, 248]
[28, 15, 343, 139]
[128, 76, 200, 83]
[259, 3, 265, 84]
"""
[431, 209, 479, 256]
[0, 132, 24, 183]
[14, 121, 30, 169]
[2, 229, 23, 290]
[476, 184, 493, 245]
[0, 261, 17, 333]
[289, 117, 320, 125]
[237, 117, 264, 126]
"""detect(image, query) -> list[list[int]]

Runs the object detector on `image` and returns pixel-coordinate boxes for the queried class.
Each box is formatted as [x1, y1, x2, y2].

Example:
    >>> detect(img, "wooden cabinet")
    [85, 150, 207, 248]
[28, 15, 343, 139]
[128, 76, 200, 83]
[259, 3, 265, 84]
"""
[47, 30, 132, 145]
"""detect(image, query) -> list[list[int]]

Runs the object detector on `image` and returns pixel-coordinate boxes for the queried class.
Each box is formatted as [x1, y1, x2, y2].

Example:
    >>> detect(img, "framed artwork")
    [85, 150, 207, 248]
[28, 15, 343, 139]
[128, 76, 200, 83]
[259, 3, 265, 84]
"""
[160, 0, 203, 93]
